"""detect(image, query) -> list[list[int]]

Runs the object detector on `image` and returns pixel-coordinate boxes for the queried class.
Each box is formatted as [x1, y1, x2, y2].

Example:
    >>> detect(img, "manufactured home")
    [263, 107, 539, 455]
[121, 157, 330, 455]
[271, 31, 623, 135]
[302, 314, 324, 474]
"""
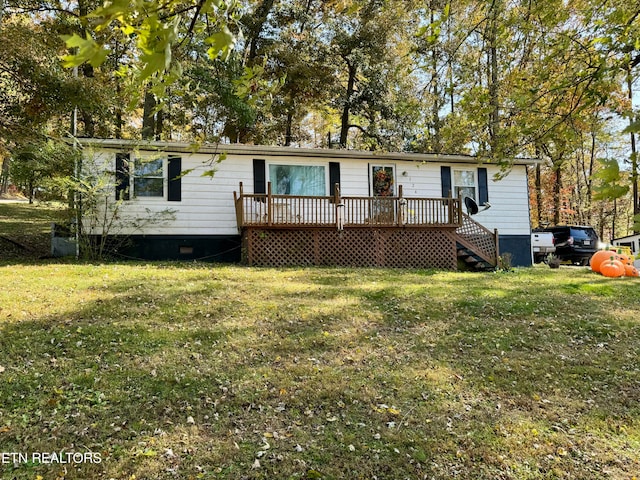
[613, 233, 640, 256]
[79, 139, 538, 269]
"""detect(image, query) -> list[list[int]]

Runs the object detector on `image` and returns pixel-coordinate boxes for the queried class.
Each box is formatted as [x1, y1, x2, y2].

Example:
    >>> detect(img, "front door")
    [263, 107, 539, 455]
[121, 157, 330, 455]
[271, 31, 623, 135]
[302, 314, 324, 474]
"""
[370, 165, 395, 196]
[370, 165, 395, 222]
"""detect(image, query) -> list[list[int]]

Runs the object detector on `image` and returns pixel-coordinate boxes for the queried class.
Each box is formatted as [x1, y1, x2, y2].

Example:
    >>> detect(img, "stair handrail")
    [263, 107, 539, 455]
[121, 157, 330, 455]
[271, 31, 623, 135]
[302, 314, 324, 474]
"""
[456, 213, 498, 265]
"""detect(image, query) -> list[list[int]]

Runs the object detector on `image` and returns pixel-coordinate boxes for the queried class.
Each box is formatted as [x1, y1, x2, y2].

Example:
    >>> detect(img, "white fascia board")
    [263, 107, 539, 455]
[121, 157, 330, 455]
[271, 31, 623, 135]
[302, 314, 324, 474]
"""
[77, 138, 542, 167]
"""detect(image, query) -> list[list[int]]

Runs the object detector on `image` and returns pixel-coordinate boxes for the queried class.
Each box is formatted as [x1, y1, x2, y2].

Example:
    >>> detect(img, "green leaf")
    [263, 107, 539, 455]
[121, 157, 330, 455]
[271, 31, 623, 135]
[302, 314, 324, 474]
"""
[138, 52, 168, 81]
[61, 34, 109, 68]
[201, 169, 218, 178]
[593, 158, 629, 201]
[622, 119, 640, 134]
[205, 26, 235, 60]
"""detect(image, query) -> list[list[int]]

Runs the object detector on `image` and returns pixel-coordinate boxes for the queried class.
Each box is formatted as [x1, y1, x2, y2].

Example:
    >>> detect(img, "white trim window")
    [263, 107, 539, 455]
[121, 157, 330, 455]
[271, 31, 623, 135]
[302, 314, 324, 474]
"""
[453, 169, 476, 201]
[268, 164, 326, 196]
[133, 157, 165, 198]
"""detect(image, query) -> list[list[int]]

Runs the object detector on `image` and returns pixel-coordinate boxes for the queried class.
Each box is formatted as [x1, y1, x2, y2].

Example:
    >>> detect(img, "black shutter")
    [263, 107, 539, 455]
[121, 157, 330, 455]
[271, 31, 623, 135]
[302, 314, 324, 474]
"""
[329, 162, 341, 198]
[478, 167, 488, 205]
[168, 156, 182, 202]
[253, 159, 266, 195]
[115, 153, 130, 201]
[441, 166, 452, 198]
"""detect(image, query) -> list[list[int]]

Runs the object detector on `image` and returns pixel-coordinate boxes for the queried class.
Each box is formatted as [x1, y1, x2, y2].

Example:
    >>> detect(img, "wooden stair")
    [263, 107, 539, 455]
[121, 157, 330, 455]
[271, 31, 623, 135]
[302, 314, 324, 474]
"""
[456, 244, 495, 270]
[454, 213, 499, 271]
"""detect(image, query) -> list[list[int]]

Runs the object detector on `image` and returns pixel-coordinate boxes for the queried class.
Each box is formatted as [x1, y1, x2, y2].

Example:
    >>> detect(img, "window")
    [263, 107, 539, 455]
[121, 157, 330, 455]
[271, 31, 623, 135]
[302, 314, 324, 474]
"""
[453, 169, 476, 201]
[115, 153, 182, 202]
[269, 164, 326, 196]
[133, 157, 164, 198]
[370, 165, 395, 196]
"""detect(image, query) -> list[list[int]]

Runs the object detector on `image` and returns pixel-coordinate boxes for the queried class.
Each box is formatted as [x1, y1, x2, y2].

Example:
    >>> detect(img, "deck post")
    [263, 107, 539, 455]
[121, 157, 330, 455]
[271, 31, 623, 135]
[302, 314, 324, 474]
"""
[233, 191, 240, 230]
[494, 228, 500, 262]
[267, 182, 273, 226]
[235, 182, 244, 230]
[335, 183, 344, 231]
[398, 185, 406, 226]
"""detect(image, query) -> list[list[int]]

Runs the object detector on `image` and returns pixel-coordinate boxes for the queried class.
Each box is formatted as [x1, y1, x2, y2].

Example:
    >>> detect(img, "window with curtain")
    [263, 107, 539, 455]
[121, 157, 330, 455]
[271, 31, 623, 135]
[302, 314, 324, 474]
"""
[269, 165, 326, 196]
[453, 169, 476, 201]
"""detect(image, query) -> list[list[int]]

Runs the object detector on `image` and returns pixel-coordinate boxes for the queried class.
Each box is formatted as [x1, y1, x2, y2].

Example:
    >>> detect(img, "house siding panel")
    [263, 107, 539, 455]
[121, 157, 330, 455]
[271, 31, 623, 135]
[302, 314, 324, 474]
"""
[84, 143, 532, 243]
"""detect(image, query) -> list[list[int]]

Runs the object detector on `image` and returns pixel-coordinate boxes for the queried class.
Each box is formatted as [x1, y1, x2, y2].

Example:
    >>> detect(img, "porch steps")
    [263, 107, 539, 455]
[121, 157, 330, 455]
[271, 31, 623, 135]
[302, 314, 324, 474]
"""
[456, 244, 495, 271]
[454, 213, 499, 271]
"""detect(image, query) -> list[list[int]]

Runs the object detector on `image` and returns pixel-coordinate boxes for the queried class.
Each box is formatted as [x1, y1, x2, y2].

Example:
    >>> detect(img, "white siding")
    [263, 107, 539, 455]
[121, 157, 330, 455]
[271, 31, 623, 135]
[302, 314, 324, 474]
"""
[85, 148, 532, 237]
[337, 160, 531, 236]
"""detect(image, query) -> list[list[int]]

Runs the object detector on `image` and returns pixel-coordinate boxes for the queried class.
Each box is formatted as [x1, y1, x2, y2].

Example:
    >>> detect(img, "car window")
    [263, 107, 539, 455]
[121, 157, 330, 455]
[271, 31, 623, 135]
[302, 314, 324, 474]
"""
[570, 228, 596, 240]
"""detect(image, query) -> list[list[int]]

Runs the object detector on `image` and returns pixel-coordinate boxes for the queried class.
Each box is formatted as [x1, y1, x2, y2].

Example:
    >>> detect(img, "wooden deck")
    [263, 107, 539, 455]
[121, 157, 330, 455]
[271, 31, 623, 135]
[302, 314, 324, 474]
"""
[234, 182, 462, 230]
[233, 182, 498, 269]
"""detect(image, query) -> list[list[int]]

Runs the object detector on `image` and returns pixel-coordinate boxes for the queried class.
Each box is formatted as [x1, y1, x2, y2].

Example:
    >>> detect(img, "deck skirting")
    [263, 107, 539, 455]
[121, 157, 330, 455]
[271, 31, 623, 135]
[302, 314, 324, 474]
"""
[242, 227, 458, 269]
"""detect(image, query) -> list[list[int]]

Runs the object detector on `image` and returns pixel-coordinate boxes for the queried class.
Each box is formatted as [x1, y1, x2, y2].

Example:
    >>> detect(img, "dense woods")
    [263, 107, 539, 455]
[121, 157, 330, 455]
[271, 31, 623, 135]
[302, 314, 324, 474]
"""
[0, 0, 638, 242]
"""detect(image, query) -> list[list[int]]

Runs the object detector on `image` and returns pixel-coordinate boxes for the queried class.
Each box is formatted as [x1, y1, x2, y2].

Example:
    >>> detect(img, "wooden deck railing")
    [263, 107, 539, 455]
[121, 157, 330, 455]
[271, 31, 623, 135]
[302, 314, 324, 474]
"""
[455, 213, 499, 265]
[234, 182, 463, 229]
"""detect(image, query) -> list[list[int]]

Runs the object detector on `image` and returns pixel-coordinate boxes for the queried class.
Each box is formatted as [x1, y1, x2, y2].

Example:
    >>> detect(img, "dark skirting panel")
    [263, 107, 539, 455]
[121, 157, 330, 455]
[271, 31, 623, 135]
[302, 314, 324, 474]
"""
[88, 235, 242, 262]
[498, 234, 532, 267]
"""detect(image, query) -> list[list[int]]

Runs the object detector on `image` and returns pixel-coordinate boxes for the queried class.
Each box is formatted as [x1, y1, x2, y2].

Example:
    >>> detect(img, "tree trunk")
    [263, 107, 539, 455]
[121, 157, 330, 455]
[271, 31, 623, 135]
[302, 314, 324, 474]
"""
[142, 87, 156, 140]
[82, 110, 95, 138]
[447, 2, 455, 115]
[72, 0, 97, 137]
[553, 161, 562, 225]
[284, 108, 294, 146]
[115, 104, 123, 139]
[339, 61, 357, 148]
[429, 9, 442, 153]
[627, 63, 639, 232]
[155, 109, 164, 140]
[585, 128, 596, 225]
[612, 198, 617, 242]
[0, 157, 9, 195]
[246, 0, 276, 64]
[487, 0, 500, 156]
[535, 163, 542, 226]
[114, 38, 124, 139]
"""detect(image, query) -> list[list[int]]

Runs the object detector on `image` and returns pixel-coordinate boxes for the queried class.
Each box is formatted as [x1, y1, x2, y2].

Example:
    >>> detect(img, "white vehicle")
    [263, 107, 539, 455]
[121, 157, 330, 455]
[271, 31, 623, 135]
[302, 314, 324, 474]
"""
[531, 231, 556, 263]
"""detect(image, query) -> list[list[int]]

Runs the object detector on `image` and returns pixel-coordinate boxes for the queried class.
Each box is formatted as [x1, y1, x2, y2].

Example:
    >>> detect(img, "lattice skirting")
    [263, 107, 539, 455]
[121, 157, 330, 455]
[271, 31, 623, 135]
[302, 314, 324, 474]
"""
[242, 228, 458, 269]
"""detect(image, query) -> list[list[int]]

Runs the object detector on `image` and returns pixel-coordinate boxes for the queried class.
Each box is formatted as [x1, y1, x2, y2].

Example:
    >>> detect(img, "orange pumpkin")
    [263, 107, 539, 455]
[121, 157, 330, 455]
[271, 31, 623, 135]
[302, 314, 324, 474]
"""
[624, 264, 639, 277]
[601, 257, 625, 278]
[617, 253, 632, 265]
[590, 250, 615, 273]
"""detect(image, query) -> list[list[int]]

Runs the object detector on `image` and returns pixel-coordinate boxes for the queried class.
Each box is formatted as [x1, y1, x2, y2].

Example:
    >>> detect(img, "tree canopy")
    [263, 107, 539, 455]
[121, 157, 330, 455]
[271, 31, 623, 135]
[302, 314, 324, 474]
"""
[0, 0, 639, 239]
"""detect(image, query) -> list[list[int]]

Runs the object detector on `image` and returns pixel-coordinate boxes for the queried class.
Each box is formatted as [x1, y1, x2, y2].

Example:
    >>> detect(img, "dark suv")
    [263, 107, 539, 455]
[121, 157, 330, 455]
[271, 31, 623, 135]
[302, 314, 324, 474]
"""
[539, 225, 599, 265]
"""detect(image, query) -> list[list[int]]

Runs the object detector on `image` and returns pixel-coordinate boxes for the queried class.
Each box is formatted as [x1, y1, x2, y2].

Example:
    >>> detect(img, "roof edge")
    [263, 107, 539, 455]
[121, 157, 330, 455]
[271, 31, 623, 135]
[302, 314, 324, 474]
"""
[75, 138, 542, 166]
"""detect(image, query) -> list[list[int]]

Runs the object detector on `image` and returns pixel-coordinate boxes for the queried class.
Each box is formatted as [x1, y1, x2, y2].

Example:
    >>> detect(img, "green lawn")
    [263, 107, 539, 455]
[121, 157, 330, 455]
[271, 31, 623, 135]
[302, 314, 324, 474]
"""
[0, 262, 639, 479]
